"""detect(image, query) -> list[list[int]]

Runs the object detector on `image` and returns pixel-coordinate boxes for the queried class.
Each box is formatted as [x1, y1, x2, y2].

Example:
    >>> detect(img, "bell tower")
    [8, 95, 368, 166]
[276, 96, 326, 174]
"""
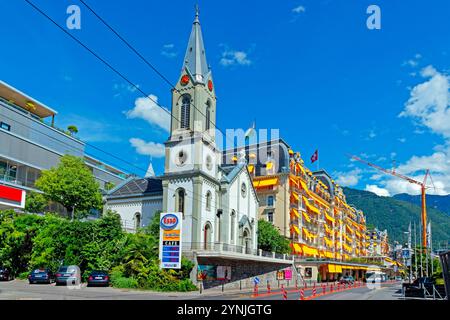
[169, 6, 216, 143]
[162, 8, 221, 246]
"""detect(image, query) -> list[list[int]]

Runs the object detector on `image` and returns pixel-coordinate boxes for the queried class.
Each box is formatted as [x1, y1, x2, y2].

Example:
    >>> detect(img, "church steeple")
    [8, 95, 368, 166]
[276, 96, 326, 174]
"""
[183, 6, 210, 84]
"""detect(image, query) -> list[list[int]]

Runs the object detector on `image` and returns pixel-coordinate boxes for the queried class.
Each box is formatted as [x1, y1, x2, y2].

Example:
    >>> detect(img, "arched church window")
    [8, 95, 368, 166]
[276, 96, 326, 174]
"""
[230, 210, 236, 243]
[134, 212, 141, 230]
[205, 101, 211, 131]
[180, 95, 191, 129]
[176, 188, 185, 217]
[206, 191, 212, 211]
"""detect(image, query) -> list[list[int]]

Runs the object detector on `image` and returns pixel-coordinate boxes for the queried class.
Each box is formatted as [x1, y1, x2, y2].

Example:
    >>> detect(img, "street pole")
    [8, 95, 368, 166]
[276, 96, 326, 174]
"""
[414, 222, 417, 279]
[419, 224, 423, 278]
[409, 222, 412, 284]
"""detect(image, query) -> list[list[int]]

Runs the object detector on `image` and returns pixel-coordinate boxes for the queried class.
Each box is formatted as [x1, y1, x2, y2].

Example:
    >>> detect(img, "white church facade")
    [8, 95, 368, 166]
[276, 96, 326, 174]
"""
[105, 9, 293, 289]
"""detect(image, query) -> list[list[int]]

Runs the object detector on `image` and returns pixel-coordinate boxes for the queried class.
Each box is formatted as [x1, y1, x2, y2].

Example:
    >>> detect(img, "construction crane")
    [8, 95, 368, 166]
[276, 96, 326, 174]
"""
[349, 154, 431, 250]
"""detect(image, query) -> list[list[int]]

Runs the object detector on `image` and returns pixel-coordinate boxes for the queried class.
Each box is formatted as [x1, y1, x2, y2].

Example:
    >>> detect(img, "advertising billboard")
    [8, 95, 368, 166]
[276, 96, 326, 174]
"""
[159, 212, 182, 269]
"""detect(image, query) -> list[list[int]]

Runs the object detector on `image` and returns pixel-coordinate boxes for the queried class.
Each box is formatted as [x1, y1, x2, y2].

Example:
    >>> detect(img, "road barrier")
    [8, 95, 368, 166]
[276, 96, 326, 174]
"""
[300, 288, 304, 300]
[322, 284, 326, 295]
[282, 284, 287, 300]
[253, 284, 258, 297]
[312, 284, 316, 297]
[267, 282, 271, 294]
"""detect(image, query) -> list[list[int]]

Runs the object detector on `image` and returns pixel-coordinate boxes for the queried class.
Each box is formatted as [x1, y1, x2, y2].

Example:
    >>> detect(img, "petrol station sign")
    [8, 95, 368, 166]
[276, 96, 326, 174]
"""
[159, 212, 182, 269]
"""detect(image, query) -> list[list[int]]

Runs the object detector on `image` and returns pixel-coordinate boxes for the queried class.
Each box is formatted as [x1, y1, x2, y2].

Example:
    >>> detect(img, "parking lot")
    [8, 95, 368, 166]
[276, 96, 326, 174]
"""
[0, 279, 203, 300]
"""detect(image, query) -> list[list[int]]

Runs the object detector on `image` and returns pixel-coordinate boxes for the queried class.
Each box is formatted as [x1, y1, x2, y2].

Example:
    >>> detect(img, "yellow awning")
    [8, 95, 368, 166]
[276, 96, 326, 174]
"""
[248, 165, 254, 173]
[291, 192, 300, 202]
[302, 227, 316, 240]
[289, 176, 299, 188]
[291, 225, 300, 235]
[325, 212, 335, 224]
[324, 236, 333, 247]
[266, 161, 273, 170]
[307, 191, 330, 209]
[302, 210, 311, 223]
[290, 208, 300, 219]
[324, 224, 333, 235]
[304, 196, 320, 215]
[335, 265, 342, 273]
[300, 180, 308, 191]
[254, 178, 278, 188]
[292, 243, 302, 254]
[301, 244, 319, 257]
[328, 264, 336, 273]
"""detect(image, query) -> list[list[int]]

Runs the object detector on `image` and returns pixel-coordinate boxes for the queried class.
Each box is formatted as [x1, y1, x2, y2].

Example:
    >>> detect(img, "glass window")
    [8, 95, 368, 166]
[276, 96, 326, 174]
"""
[205, 102, 211, 131]
[267, 212, 274, 223]
[177, 189, 185, 215]
[180, 95, 190, 129]
[230, 210, 236, 242]
[0, 122, 11, 131]
[206, 191, 212, 211]
[267, 195, 274, 207]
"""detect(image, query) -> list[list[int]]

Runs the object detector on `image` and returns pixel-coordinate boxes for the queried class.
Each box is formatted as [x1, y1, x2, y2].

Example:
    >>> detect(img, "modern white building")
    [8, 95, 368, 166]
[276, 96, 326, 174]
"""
[0, 80, 129, 211]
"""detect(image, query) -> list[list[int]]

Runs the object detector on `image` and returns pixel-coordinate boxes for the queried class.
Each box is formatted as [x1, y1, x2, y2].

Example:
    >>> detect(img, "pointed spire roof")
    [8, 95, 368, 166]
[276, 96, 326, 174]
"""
[145, 162, 155, 178]
[183, 6, 210, 84]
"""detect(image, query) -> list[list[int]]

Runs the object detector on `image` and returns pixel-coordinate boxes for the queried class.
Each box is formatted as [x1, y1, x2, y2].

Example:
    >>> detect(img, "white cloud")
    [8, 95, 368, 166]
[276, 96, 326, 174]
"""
[129, 138, 165, 158]
[399, 65, 450, 138]
[161, 44, 177, 58]
[335, 168, 362, 187]
[365, 184, 390, 197]
[220, 50, 252, 67]
[398, 137, 406, 143]
[125, 95, 171, 132]
[292, 5, 306, 14]
[402, 53, 422, 68]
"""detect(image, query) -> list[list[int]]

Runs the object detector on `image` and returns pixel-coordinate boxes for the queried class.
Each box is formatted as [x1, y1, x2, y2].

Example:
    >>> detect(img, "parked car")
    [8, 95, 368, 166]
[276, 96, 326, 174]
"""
[395, 276, 403, 281]
[87, 270, 110, 287]
[0, 267, 13, 281]
[28, 268, 55, 284]
[339, 276, 355, 284]
[55, 265, 81, 286]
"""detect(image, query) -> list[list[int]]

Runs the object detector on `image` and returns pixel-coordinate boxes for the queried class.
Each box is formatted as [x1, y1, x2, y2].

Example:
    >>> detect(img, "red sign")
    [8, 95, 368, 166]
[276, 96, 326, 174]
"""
[0, 185, 23, 202]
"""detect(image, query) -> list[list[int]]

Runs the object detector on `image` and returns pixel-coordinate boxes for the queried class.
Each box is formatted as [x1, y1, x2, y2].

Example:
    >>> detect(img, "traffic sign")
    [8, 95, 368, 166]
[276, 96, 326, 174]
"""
[253, 277, 260, 285]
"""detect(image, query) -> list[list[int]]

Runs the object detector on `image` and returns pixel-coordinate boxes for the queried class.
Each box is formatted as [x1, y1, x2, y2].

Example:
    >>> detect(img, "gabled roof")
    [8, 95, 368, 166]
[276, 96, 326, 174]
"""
[107, 177, 162, 197]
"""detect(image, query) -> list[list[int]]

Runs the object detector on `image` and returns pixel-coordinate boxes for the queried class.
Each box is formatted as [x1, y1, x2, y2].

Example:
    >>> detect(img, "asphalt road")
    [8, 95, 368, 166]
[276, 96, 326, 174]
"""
[0, 279, 404, 300]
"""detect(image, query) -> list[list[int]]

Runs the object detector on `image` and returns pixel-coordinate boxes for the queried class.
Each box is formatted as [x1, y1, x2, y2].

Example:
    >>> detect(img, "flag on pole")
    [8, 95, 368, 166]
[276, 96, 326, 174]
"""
[311, 150, 318, 164]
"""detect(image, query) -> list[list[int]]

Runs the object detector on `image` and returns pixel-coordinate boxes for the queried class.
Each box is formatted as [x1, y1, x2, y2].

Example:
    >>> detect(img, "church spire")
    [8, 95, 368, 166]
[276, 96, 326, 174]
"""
[183, 6, 210, 84]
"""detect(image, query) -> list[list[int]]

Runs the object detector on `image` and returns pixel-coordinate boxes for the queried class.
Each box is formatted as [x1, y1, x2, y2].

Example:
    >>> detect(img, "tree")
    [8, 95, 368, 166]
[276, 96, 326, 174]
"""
[24, 192, 47, 213]
[67, 125, 78, 136]
[35, 155, 102, 220]
[257, 219, 290, 254]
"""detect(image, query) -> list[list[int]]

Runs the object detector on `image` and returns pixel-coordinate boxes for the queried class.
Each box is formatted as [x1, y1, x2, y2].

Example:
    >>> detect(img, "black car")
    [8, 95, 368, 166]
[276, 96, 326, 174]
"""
[0, 267, 13, 281]
[28, 268, 55, 284]
[87, 270, 110, 287]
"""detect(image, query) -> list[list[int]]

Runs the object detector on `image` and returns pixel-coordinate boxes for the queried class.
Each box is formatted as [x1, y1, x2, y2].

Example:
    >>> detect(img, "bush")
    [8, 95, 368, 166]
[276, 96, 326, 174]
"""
[0, 210, 195, 292]
[18, 271, 30, 280]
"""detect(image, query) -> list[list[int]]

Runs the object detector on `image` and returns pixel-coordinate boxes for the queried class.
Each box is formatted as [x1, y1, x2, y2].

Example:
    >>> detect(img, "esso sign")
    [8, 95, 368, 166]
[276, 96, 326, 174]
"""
[160, 214, 179, 230]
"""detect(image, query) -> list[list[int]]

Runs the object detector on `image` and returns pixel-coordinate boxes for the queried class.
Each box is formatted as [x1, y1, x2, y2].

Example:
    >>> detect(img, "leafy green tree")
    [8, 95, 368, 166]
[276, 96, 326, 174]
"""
[24, 192, 47, 213]
[67, 125, 78, 136]
[35, 155, 103, 220]
[257, 219, 290, 254]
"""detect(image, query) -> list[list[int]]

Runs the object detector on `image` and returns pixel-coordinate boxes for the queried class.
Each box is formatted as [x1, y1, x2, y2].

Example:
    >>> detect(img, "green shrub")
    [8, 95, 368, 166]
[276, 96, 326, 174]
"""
[18, 271, 30, 280]
[111, 276, 139, 289]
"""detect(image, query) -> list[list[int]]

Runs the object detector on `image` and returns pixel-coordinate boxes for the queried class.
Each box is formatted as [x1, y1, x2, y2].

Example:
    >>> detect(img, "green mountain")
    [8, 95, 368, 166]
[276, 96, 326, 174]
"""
[343, 187, 450, 246]
[393, 193, 450, 216]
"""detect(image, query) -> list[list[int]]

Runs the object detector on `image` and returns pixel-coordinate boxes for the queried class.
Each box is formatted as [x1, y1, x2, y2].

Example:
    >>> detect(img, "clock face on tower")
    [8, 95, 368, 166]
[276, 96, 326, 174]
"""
[181, 75, 190, 86]
[208, 80, 213, 92]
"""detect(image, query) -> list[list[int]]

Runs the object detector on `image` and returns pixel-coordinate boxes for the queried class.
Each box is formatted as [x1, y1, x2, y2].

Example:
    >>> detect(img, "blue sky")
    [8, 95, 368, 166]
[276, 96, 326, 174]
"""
[1, 0, 449, 195]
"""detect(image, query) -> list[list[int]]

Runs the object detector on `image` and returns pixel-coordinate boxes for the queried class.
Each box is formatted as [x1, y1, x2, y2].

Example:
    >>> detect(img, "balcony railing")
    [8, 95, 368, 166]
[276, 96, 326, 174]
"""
[184, 242, 294, 261]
